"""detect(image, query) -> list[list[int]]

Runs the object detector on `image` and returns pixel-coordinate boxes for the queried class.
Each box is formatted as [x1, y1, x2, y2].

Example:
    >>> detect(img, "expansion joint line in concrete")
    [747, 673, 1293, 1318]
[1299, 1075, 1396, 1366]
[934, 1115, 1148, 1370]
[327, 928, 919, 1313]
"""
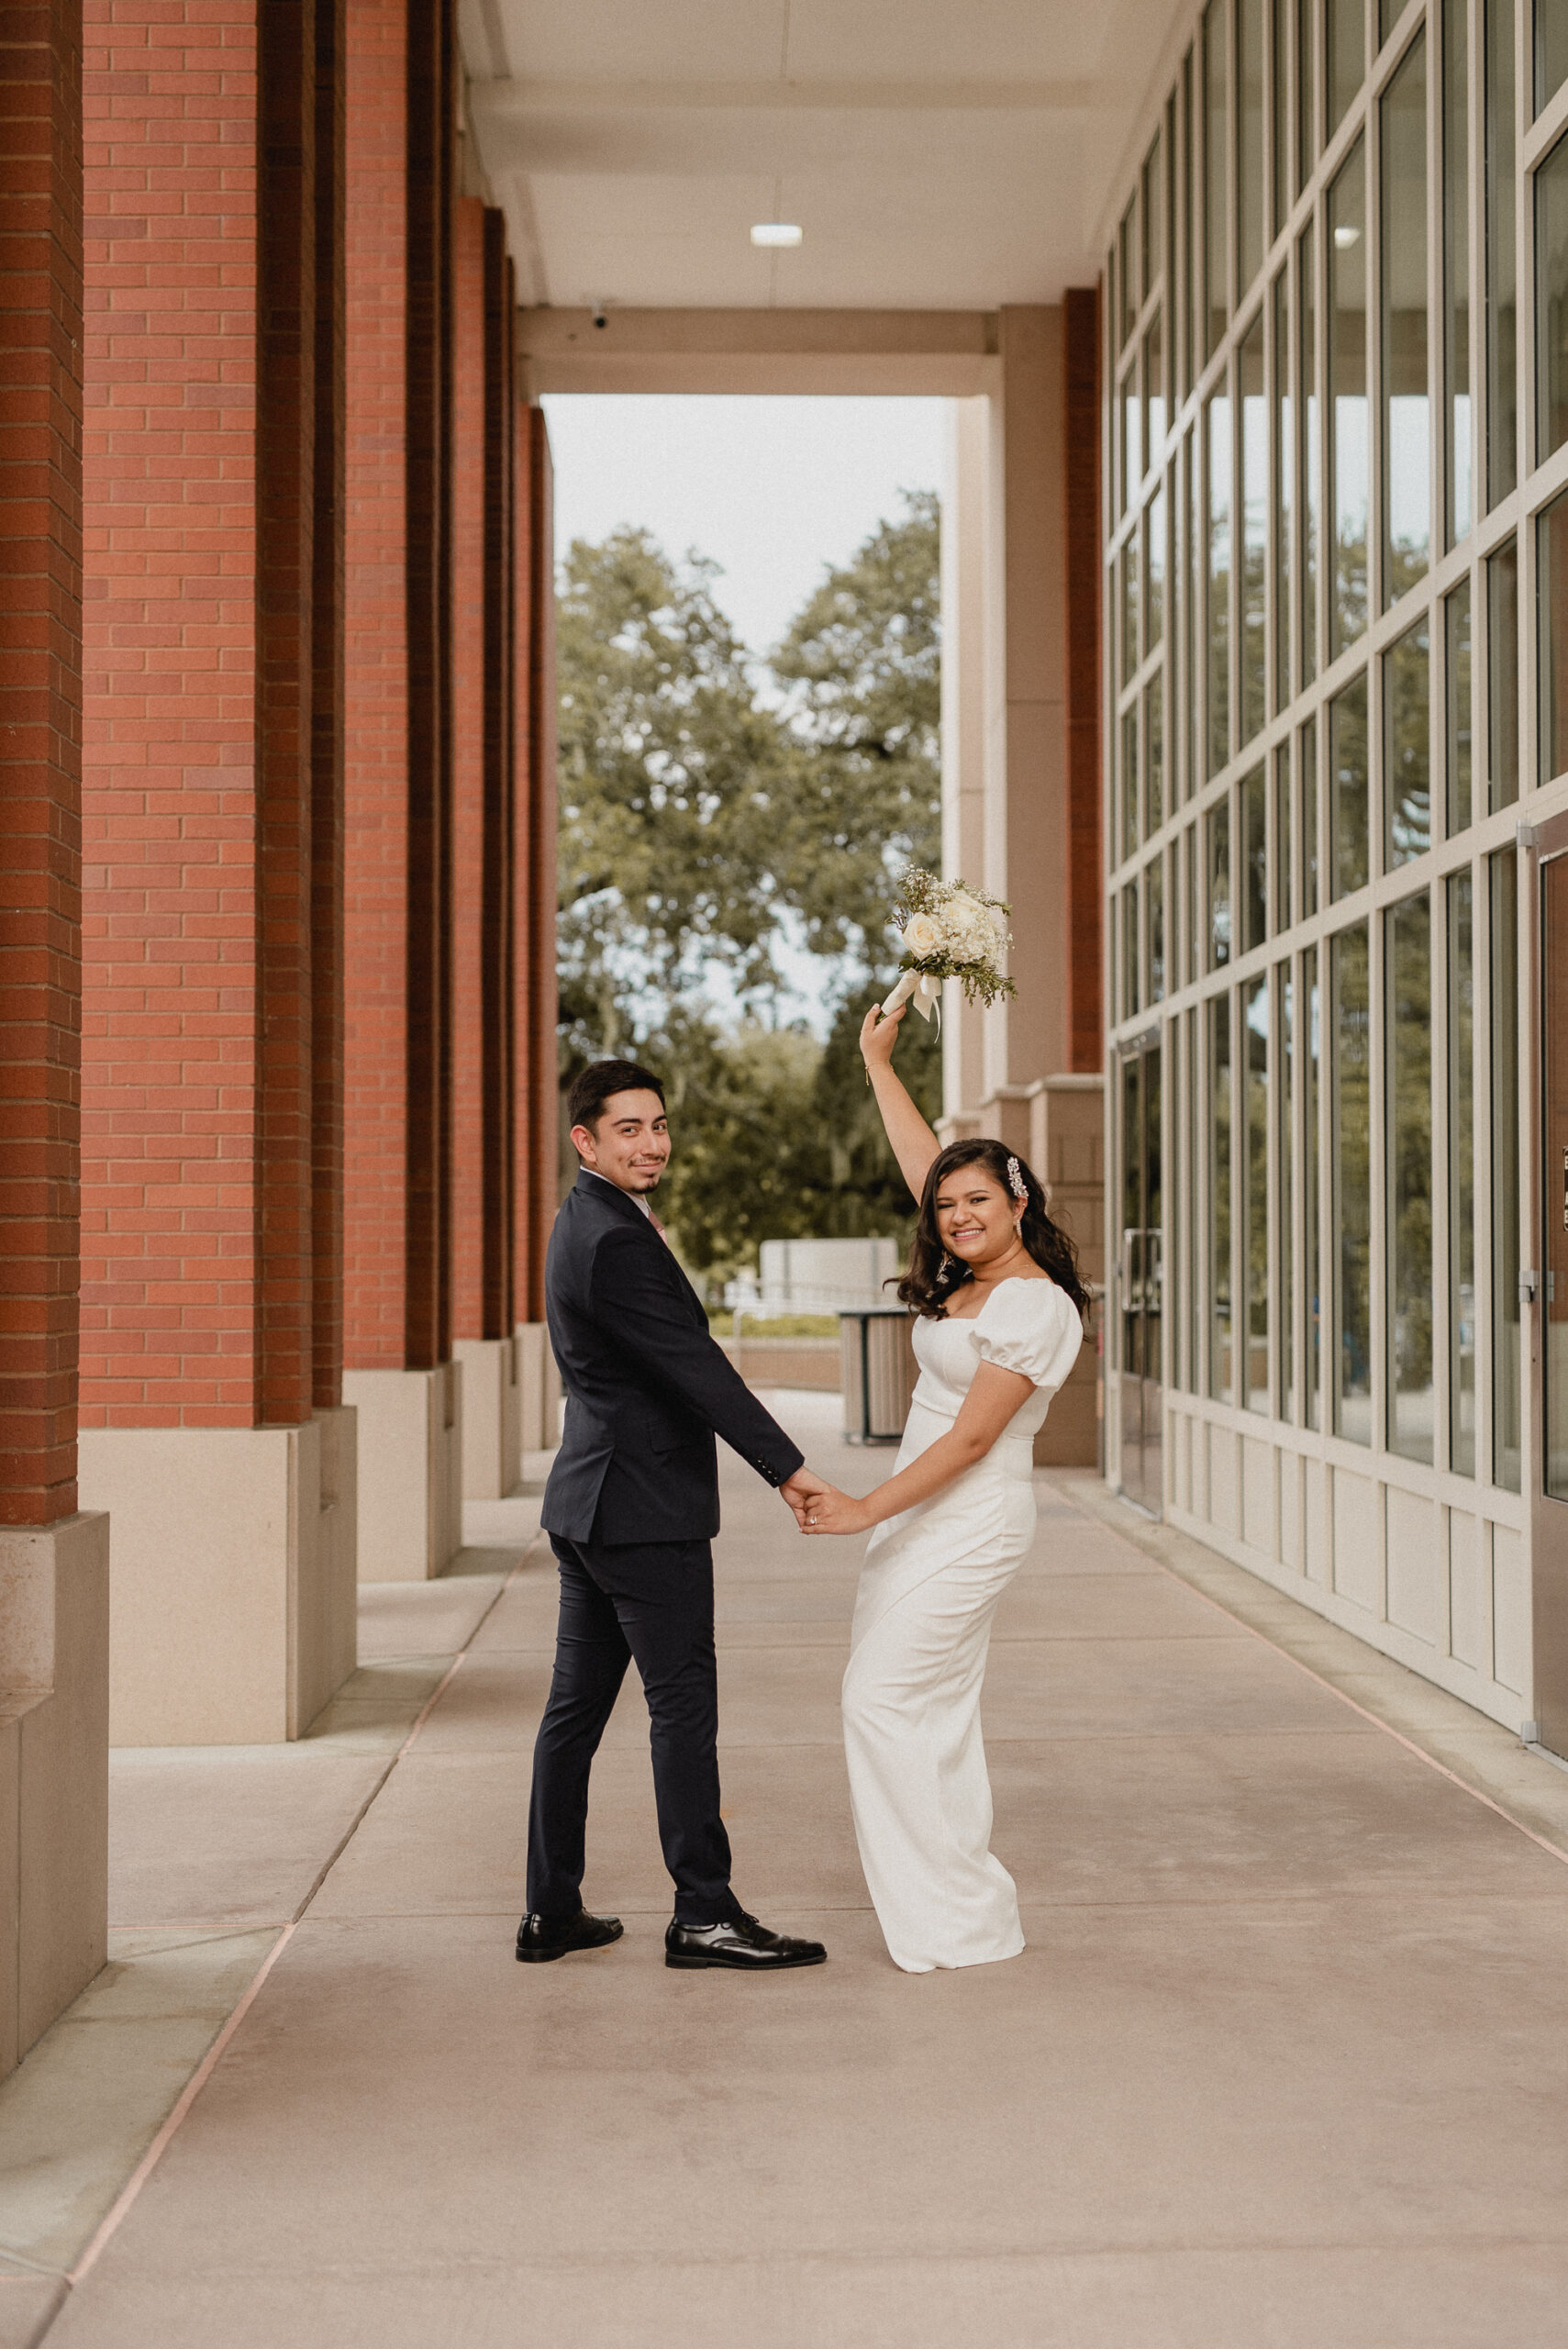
[61, 1546, 539, 2300]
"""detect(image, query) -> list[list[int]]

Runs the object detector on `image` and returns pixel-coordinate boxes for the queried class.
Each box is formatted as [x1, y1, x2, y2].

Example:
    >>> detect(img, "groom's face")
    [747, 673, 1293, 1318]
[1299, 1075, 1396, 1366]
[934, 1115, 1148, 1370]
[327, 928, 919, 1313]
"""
[573, 1088, 671, 1195]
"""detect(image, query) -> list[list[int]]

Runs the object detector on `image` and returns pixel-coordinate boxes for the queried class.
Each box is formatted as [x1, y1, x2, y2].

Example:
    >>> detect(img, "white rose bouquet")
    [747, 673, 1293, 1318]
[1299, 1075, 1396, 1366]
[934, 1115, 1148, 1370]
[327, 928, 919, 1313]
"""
[876, 866, 1015, 1026]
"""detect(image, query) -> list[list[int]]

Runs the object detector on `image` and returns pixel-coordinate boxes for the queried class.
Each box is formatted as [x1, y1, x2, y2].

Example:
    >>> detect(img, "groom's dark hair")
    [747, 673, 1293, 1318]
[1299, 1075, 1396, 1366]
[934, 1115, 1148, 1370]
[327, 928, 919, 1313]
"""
[568, 1057, 667, 1137]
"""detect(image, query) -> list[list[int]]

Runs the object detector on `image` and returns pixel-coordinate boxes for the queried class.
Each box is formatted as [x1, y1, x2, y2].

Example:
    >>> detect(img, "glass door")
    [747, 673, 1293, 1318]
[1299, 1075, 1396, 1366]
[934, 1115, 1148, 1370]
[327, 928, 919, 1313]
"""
[1118, 1035, 1164, 1511]
[1535, 829, 1568, 1751]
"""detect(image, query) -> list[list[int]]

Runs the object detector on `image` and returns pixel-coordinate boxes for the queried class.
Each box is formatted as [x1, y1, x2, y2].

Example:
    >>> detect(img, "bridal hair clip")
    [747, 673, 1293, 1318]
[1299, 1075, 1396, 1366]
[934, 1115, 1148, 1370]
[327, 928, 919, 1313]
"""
[1006, 1155, 1028, 1200]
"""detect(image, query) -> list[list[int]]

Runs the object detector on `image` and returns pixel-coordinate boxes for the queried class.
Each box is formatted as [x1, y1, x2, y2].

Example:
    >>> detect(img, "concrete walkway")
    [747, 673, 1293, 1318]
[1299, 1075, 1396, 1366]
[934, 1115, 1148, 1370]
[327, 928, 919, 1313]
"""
[12, 1393, 1568, 2345]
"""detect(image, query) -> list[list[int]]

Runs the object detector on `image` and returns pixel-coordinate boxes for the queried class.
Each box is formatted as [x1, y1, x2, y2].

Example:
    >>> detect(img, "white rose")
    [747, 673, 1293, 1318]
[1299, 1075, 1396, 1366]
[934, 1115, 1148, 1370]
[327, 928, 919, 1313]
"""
[902, 910, 942, 955]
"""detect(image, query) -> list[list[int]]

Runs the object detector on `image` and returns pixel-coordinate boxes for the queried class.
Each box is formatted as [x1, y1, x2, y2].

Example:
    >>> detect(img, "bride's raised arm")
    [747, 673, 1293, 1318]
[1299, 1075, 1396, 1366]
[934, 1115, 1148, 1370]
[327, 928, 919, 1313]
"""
[859, 1002, 940, 1202]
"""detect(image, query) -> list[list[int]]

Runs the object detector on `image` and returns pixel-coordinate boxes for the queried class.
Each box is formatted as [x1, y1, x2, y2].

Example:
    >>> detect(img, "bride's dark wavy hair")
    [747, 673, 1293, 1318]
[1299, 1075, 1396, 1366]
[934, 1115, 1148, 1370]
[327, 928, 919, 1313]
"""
[895, 1139, 1092, 1323]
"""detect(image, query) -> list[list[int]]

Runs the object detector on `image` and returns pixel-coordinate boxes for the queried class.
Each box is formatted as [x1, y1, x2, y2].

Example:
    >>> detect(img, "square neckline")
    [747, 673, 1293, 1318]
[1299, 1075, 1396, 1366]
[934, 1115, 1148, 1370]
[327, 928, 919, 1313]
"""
[938, 1272, 1059, 1326]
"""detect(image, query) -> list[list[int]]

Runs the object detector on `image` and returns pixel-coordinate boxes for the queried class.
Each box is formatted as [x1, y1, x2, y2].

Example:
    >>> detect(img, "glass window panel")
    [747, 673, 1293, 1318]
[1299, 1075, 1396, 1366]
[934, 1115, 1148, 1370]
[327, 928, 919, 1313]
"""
[1541, 488, 1568, 783]
[1385, 617, 1431, 866]
[1183, 820, 1196, 983]
[1302, 709, 1320, 912]
[1144, 317, 1166, 479]
[1184, 49, 1199, 397]
[1147, 677, 1166, 828]
[1120, 195, 1138, 349]
[1446, 577, 1473, 830]
[1242, 763, 1268, 950]
[1209, 796, 1233, 965]
[1382, 32, 1429, 603]
[1206, 0, 1231, 357]
[1378, 0, 1403, 48]
[1543, 854, 1568, 1497]
[1328, 0, 1366, 134]
[1488, 535, 1519, 809]
[1123, 360, 1143, 508]
[1329, 137, 1369, 656]
[1299, 0, 1319, 192]
[1147, 487, 1167, 649]
[1306, 941, 1322, 1424]
[1386, 890, 1433, 1462]
[1536, 132, 1568, 462]
[1123, 704, 1140, 859]
[1240, 312, 1268, 741]
[1538, 0, 1568, 111]
[1150, 854, 1167, 1001]
[1272, 0, 1289, 237]
[1448, 869, 1475, 1475]
[1332, 920, 1373, 1441]
[1246, 975, 1271, 1408]
[1122, 531, 1141, 685]
[1279, 963, 1296, 1419]
[1186, 1004, 1201, 1388]
[1240, 0, 1267, 295]
[1299, 217, 1320, 682]
[1143, 130, 1164, 298]
[1274, 740, 1294, 927]
[1330, 667, 1370, 896]
[1207, 388, 1232, 773]
[1491, 845, 1521, 1491]
[1486, 0, 1518, 506]
[1187, 428, 1203, 791]
[1124, 878, 1142, 1017]
[1273, 270, 1292, 707]
[1211, 992, 1234, 1398]
[1443, 0, 1472, 545]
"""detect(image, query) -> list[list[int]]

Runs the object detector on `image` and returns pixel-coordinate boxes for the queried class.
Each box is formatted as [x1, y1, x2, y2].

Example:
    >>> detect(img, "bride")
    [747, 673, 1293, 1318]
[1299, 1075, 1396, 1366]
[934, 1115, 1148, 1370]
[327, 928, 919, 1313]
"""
[800, 1002, 1090, 1974]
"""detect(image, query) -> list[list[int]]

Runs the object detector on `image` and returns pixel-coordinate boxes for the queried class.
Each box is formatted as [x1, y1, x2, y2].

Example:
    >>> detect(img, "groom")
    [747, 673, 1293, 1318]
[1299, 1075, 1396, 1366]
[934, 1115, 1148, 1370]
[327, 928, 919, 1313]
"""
[518, 1057, 831, 1971]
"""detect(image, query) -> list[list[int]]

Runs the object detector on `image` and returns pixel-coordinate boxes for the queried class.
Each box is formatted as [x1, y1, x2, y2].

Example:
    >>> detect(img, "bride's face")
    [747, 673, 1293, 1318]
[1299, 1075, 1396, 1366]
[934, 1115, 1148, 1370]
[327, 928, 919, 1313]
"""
[933, 1169, 1021, 1269]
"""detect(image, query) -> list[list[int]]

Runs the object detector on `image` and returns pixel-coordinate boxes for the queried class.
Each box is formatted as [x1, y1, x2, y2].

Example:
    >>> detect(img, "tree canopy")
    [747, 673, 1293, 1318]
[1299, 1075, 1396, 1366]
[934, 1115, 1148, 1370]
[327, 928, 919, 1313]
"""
[555, 493, 944, 1278]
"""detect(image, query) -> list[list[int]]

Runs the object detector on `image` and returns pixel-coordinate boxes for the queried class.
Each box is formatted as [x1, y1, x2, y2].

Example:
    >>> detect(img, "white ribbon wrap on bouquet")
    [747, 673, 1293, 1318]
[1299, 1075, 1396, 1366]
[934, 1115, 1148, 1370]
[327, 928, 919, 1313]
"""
[880, 967, 943, 1023]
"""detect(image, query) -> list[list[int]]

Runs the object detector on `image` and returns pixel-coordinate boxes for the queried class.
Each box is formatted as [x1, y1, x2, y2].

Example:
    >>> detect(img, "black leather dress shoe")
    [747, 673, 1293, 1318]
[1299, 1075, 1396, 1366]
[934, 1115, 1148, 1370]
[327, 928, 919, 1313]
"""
[516, 1909, 624, 1964]
[664, 1911, 827, 1971]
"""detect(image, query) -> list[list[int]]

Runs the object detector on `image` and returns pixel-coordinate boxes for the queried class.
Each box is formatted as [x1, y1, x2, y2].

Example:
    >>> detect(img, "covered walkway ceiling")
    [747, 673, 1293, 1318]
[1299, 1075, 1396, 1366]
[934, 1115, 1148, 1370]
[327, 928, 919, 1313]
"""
[460, 0, 1175, 313]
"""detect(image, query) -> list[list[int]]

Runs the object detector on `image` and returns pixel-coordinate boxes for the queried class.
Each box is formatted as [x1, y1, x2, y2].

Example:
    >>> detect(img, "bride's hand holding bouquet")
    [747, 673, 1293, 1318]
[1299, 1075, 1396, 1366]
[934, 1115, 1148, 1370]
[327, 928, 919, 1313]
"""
[875, 867, 1015, 1028]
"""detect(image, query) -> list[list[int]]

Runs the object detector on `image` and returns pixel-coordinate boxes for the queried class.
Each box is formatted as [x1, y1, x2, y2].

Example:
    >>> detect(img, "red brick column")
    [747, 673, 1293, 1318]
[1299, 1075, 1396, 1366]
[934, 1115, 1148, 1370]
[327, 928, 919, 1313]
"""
[342, 0, 454, 1381]
[519, 405, 557, 1325]
[78, 0, 353, 1737]
[450, 193, 484, 1343]
[0, 0, 84, 1524]
[312, 0, 345, 1411]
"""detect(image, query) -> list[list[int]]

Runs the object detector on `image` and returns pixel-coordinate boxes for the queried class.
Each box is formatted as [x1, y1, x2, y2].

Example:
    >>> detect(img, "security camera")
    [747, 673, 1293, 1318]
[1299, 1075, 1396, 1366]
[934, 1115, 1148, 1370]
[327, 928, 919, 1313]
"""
[591, 301, 607, 330]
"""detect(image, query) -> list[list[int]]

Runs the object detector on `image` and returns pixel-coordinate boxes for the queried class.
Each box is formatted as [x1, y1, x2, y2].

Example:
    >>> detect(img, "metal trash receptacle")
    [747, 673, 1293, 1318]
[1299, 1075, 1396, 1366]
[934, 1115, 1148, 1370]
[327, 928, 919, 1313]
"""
[840, 1308, 917, 1445]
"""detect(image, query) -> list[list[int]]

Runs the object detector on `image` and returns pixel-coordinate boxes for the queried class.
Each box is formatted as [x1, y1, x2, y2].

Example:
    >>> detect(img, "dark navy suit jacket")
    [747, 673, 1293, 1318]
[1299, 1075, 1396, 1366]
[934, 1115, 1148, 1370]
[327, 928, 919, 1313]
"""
[539, 1170, 806, 1545]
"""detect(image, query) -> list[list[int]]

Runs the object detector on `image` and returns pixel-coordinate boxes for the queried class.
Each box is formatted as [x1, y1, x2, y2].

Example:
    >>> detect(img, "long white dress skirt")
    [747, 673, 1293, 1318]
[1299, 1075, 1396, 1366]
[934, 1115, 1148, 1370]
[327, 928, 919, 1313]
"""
[840, 1279, 1083, 1974]
[841, 1426, 1036, 1973]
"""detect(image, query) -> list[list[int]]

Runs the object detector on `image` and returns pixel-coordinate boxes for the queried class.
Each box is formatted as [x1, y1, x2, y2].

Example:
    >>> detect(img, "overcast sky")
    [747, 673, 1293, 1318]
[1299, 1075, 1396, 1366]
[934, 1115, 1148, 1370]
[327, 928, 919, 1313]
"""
[540, 394, 946, 659]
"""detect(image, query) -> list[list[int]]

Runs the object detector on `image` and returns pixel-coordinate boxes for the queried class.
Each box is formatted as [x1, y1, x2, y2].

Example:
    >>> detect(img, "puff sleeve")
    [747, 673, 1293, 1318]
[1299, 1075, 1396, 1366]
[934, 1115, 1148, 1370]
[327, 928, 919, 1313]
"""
[973, 1279, 1084, 1394]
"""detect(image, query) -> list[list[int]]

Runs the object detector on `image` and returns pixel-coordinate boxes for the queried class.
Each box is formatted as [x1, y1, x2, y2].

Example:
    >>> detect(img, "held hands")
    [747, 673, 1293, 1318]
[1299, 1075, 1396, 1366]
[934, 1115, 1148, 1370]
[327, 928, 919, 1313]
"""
[859, 1000, 905, 1071]
[779, 1467, 873, 1537]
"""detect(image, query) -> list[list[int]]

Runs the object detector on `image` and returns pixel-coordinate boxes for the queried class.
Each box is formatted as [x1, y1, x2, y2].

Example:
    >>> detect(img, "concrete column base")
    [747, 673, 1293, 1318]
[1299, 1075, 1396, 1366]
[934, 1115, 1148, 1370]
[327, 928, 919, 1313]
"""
[0, 1513, 111, 2079]
[453, 1337, 521, 1501]
[78, 1415, 358, 1745]
[516, 1321, 560, 1458]
[341, 1364, 462, 1581]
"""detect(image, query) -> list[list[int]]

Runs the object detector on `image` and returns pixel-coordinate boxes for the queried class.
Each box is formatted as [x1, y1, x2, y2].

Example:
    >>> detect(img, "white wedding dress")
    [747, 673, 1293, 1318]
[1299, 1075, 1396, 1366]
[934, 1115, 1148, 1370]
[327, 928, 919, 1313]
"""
[841, 1276, 1084, 1973]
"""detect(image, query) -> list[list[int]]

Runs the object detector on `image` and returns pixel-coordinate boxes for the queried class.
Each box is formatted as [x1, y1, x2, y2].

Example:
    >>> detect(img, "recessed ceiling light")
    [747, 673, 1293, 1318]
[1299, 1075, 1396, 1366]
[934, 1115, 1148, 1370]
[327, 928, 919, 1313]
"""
[751, 222, 803, 248]
[1333, 223, 1361, 248]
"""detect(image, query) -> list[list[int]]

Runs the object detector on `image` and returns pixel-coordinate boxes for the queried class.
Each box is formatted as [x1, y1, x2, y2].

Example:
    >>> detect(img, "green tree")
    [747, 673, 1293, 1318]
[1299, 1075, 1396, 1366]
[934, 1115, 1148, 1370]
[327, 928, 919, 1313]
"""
[554, 528, 792, 1059]
[554, 496, 945, 1277]
[771, 489, 941, 963]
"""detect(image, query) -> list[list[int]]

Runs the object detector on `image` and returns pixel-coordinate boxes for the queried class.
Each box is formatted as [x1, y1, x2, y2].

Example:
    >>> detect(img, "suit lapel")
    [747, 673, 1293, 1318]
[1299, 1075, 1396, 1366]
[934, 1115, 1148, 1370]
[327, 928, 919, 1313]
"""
[574, 1172, 705, 1325]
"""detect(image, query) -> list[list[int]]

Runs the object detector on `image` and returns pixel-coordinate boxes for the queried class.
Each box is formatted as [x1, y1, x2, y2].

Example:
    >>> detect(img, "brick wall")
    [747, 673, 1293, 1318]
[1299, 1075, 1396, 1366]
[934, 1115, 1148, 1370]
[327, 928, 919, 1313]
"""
[342, 0, 406, 1371]
[450, 193, 484, 1340]
[80, 0, 263, 1428]
[80, 0, 342, 1431]
[311, 0, 345, 1410]
[481, 217, 516, 1340]
[0, 0, 84, 1521]
[519, 406, 557, 1323]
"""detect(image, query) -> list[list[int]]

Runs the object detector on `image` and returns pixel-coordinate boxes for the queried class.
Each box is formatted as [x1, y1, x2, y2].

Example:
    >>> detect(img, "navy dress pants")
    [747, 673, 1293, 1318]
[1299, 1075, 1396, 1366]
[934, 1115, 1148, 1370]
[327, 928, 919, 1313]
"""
[526, 1532, 743, 1927]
